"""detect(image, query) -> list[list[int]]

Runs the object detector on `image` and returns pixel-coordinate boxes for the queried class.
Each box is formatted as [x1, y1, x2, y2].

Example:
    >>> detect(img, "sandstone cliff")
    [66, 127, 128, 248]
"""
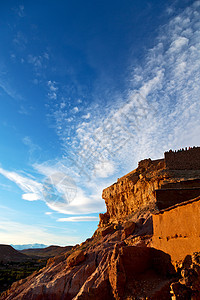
[2, 148, 200, 300]
[101, 157, 200, 225]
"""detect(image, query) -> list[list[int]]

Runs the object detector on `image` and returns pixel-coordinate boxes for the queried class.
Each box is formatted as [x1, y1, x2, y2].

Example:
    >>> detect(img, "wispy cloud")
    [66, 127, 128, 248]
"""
[0, 182, 13, 191]
[0, 167, 42, 201]
[14, 5, 25, 18]
[47, 80, 58, 100]
[0, 80, 20, 100]
[57, 216, 99, 222]
[27, 53, 50, 74]
[71, 106, 79, 113]
[13, 31, 27, 50]
[27, 54, 43, 68]
[18, 105, 28, 115]
[0, 219, 79, 245]
[22, 136, 41, 163]
[82, 113, 91, 119]
[0, 163, 106, 215]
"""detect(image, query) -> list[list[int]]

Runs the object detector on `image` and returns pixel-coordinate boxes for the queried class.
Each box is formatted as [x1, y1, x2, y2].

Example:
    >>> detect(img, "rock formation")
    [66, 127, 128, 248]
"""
[2, 147, 200, 299]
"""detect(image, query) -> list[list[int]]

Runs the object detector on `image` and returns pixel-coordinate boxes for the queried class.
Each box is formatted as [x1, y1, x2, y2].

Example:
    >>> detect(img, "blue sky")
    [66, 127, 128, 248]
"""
[0, 0, 200, 246]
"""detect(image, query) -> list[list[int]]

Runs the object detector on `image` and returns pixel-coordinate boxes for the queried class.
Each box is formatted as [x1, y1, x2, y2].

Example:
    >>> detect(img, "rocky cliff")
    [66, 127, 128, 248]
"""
[101, 157, 200, 225]
[2, 149, 200, 300]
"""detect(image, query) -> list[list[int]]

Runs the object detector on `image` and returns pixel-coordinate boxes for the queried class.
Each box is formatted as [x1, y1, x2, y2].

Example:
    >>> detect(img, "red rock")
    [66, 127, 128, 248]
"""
[99, 212, 110, 227]
[122, 221, 135, 238]
[67, 250, 85, 267]
[101, 224, 115, 237]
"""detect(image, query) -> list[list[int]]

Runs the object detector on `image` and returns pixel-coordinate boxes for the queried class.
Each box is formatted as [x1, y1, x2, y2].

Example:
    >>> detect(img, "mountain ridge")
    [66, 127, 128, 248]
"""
[11, 244, 48, 251]
[0, 245, 29, 263]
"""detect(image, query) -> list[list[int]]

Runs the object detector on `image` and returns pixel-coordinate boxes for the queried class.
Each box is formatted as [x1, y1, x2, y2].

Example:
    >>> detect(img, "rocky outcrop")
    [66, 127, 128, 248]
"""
[66, 250, 85, 267]
[102, 159, 164, 223]
[101, 158, 200, 224]
[170, 252, 200, 299]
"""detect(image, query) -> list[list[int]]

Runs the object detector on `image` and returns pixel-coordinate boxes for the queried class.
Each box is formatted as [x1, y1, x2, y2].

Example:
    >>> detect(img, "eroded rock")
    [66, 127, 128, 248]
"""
[67, 250, 85, 267]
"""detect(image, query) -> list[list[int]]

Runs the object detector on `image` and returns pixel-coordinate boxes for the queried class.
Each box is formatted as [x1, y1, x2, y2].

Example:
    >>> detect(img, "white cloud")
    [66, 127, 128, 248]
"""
[22, 193, 41, 201]
[168, 36, 189, 53]
[47, 80, 58, 100]
[48, 81, 58, 92]
[0, 219, 79, 245]
[139, 69, 164, 97]
[34, 161, 106, 214]
[57, 216, 99, 222]
[44, 185, 105, 215]
[48, 92, 57, 100]
[0, 167, 42, 202]
[44, 52, 49, 60]
[82, 113, 91, 119]
[45, 212, 53, 215]
[60, 102, 66, 109]
[94, 160, 115, 178]
[72, 106, 79, 113]
[0, 163, 106, 215]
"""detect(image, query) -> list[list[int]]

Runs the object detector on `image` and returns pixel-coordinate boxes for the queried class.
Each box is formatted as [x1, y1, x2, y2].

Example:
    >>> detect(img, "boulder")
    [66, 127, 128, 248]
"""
[67, 250, 85, 267]
[122, 221, 135, 238]
[101, 224, 115, 237]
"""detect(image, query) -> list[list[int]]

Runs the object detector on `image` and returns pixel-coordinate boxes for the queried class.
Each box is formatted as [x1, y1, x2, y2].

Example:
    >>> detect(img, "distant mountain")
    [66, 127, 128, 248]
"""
[20, 245, 73, 258]
[11, 243, 48, 250]
[0, 244, 29, 262]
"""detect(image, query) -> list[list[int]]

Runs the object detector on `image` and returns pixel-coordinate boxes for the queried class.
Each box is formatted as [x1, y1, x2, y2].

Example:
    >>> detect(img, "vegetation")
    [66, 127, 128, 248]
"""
[0, 259, 47, 293]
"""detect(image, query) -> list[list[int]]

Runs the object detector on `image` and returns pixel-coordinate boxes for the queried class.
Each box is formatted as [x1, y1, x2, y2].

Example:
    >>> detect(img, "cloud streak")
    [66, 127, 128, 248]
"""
[0, 219, 79, 245]
[0, 167, 42, 201]
[57, 216, 99, 222]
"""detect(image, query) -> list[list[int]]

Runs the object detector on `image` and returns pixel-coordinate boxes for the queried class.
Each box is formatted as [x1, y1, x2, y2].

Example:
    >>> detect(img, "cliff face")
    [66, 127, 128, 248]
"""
[2, 149, 200, 300]
[101, 159, 164, 225]
[101, 157, 200, 225]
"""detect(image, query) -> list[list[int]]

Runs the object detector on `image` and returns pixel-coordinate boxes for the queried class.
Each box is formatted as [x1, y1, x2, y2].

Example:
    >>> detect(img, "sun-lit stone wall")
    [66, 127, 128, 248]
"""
[151, 196, 200, 262]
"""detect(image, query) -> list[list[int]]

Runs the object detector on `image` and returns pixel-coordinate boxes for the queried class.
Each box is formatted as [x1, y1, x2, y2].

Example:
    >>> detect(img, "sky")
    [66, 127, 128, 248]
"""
[0, 0, 199, 246]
